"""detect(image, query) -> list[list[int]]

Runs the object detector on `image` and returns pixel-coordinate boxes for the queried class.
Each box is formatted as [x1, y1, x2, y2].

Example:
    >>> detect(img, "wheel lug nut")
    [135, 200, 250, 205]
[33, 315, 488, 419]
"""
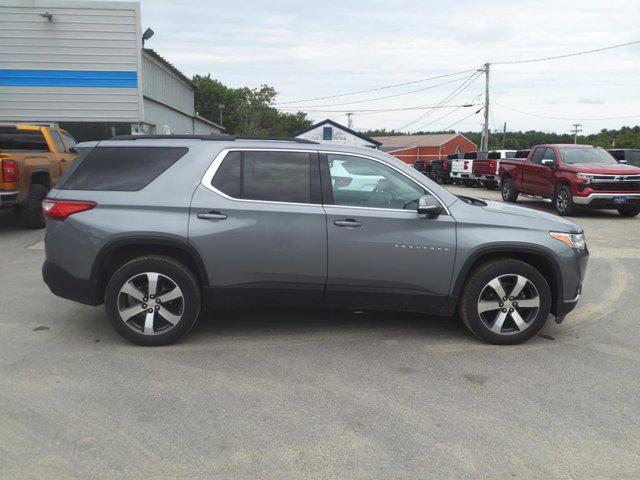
[155, 305, 160, 310]
[142, 304, 147, 308]
[499, 302, 504, 307]
[147, 309, 153, 313]
[150, 294, 155, 299]
[509, 308, 514, 312]
[143, 297, 148, 302]
[502, 308, 507, 313]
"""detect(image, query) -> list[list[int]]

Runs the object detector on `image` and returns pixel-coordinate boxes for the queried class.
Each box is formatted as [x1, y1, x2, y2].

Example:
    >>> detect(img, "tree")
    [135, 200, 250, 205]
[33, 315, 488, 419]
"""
[192, 75, 311, 136]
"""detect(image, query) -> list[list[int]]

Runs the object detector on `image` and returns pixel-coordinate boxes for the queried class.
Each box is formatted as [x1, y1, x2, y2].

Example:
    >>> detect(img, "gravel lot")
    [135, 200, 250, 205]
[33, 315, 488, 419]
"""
[1, 187, 639, 479]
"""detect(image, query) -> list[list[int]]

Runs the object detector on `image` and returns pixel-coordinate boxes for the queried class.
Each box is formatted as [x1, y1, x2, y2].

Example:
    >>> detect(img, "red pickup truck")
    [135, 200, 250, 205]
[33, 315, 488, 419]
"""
[499, 144, 640, 217]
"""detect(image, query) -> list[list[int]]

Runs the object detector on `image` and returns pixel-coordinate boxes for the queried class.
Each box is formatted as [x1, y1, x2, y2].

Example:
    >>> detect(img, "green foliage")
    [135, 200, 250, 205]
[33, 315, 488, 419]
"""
[192, 74, 312, 136]
[363, 126, 640, 149]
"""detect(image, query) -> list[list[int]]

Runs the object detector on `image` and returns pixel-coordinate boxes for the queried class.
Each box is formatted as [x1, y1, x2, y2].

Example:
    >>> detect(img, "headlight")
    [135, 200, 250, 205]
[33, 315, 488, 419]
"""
[550, 231, 586, 251]
[577, 173, 594, 182]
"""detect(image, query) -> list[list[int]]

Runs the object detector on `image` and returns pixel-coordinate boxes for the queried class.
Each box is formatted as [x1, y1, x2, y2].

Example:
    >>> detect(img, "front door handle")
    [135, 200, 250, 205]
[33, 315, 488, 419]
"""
[197, 211, 227, 221]
[334, 218, 362, 227]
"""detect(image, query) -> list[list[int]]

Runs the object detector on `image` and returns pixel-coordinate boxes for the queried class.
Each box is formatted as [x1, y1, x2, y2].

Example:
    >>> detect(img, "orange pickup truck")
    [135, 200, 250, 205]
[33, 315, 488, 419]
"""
[0, 125, 78, 228]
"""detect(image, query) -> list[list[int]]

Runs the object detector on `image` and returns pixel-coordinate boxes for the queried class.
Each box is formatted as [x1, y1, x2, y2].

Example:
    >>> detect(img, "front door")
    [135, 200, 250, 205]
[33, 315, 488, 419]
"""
[189, 149, 327, 307]
[523, 147, 557, 197]
[321, 153, 456, 311]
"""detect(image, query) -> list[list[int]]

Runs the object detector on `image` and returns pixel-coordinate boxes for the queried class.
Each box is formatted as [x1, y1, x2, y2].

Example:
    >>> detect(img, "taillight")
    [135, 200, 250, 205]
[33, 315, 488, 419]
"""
[464, 161, 469, 170]
[2, 159, 18, 183]
[443, 161, 448, 170]
[42, 199, 96, 221]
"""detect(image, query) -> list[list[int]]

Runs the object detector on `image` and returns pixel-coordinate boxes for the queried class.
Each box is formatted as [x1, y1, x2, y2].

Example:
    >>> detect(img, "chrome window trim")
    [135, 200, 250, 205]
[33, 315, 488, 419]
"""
[201, 148, 450, 215]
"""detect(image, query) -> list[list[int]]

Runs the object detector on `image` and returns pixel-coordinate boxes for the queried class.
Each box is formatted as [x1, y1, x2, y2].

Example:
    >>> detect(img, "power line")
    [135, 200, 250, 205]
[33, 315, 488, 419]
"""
[492, 39, 640, 65]
[494, 100, 640, 121]
[275, 74, 474, 109]
[441, 108, 484, 131]
[276, 103, 478, 114]
[398, 71, 482, 131]
[273, 68, 478, 105]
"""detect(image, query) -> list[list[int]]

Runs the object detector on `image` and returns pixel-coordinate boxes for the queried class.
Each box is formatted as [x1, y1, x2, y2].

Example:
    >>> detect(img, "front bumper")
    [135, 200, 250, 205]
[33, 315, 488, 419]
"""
[0, 190, 19, 206]
[553, 248, 589, 318]
[573, 192, 640, 207]
[42, 260, 102, 306]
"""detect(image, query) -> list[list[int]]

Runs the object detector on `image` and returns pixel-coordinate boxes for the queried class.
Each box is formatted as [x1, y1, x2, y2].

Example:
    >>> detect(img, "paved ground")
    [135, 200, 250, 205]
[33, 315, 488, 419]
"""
[1, 189, 639, 479]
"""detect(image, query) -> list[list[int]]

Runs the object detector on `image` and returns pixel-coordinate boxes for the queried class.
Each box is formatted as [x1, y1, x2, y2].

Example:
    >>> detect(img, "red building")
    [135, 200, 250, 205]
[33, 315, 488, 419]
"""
[371, 133, 477, 165]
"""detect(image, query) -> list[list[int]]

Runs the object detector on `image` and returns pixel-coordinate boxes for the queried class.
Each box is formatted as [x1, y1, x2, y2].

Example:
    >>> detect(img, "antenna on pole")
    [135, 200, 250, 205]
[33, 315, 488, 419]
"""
[346, 112, 353, 129]
[571, 123, 582, 144]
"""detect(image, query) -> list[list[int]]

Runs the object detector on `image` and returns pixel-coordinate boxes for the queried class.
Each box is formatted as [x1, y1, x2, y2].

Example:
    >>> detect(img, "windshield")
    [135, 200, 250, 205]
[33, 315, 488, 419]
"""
[558, 147, 617, 165]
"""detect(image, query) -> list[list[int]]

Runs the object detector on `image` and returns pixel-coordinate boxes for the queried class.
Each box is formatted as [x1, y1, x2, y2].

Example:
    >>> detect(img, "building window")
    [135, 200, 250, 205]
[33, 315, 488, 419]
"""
[323, 126, 333, 140]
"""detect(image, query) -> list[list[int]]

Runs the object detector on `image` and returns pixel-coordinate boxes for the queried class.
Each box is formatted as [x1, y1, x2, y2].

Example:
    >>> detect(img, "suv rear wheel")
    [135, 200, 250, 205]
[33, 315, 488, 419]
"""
[459, 259, 551, 345]
[104, 255, 201, 346]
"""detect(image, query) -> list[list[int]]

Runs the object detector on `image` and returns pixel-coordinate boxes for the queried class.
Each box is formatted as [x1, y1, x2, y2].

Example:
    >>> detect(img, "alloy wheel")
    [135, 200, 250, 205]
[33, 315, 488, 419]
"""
[556, 190, 569, 213]
[477, 274, 540, 335]
[502, 181, 511, 200]
[117, 272, 184, 335]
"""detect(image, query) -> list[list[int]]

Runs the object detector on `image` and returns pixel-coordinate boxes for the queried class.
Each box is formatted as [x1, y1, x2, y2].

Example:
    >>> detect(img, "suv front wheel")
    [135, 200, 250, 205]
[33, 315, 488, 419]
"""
[104, 255, 202, 346]
[459, 259, 551, 345]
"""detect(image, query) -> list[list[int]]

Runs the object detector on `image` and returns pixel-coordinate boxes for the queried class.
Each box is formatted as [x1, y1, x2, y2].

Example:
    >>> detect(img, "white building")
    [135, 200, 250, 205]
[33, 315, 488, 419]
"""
[0, 0, 222, 137]
[295, 119, 381, 148]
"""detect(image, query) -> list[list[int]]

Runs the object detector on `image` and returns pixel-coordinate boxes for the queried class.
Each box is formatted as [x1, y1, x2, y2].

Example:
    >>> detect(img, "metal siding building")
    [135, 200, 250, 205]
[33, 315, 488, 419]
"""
[0, 0, 222, 135]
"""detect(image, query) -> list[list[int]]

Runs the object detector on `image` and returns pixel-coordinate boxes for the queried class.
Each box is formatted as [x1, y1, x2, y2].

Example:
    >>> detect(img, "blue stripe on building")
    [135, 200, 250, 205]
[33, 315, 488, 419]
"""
[0, 70, 137, 88]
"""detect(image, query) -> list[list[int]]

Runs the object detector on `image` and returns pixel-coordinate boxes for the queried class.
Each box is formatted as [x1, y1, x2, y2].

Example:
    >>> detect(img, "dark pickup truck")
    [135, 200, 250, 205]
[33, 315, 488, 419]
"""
[499, 144, 640, 217]
[609, 149, 640, 167]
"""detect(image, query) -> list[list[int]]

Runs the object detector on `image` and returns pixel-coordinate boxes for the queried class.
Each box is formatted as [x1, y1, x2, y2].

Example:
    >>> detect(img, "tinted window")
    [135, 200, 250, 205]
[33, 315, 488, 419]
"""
[530, 148, 545, 164]
[608, 150, 625, 160]
[50, 131, 65, 152]
[0, 127, 48, 151]
[60, 131, 77, 150]
[487, 152, 501, 160]
[60, 146, 187, 191]
[211, 151, 241, 198]
[629, 150, 640, 165]
[515, 150, 530, 158]
[243, 151, 311, 203]
[211, 151, 313, 204]
[328, 154, 426, 210]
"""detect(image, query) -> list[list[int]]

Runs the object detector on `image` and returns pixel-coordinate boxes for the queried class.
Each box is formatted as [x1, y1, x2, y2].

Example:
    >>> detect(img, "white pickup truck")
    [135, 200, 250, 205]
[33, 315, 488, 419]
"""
[451, 152, 485, 186]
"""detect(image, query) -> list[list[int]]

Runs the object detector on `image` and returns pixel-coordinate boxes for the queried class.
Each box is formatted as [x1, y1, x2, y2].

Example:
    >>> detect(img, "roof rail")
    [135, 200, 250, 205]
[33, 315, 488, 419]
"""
[109, 134, 318, 144]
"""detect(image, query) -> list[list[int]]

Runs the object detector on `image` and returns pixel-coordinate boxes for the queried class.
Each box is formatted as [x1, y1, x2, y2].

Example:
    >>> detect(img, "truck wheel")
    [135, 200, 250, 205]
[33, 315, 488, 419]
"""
[18, 184, 48, 229]
[104, 255, 202, 346]
[501, 178, 519, 202]
[554, 185, 576, 216]
[458, 258, 551, 345]
[618, 206, 640, 217]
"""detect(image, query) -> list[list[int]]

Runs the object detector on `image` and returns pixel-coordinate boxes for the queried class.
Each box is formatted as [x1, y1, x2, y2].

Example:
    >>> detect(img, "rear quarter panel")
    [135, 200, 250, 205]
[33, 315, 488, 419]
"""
[45, 141, 221, 280]
[499, 158, 525, 188]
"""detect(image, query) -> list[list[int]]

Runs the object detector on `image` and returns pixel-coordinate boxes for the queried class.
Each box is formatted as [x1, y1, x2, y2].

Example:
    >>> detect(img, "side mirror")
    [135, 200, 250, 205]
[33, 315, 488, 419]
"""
[541, 158, 556, 167]
[418, 195, 443, 218]
[68, 147, 78, 154]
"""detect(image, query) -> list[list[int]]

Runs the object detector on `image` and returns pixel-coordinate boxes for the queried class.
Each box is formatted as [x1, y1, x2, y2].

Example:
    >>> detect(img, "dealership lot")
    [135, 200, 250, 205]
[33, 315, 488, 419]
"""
[1, 190, 639, 479]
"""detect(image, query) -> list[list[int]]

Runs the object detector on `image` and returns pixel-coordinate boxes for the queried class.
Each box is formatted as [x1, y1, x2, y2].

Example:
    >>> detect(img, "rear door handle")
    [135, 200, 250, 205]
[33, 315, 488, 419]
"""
[197, 211, 227, 221]
[334, 218, 362, 227]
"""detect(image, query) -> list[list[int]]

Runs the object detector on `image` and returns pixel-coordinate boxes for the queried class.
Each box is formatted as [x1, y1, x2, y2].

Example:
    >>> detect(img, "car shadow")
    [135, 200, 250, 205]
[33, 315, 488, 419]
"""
[192, 308, 469, 341]
[514, 197, 623, 219]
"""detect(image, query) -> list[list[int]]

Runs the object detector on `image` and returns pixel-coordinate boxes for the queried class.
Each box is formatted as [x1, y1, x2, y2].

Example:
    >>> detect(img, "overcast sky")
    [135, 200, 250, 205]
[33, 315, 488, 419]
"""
[138, 0, 640, 134]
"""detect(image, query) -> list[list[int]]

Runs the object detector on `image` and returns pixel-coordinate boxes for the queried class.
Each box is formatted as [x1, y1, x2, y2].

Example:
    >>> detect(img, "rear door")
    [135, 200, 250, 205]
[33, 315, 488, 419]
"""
[189, 149, 327, 307]
[321, 152, 456, 311]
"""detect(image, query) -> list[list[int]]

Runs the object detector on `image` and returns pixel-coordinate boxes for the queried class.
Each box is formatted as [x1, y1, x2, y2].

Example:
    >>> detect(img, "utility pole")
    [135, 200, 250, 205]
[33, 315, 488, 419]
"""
[501, 121, 507, 148]
[346, 112, 353, 129]
[481, 63, 490, 151]
[571, 123, 582, 144]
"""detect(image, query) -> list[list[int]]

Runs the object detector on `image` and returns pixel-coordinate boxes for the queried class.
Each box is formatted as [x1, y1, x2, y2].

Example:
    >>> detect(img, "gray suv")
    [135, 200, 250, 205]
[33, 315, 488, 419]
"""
[42, 135, 588, 346]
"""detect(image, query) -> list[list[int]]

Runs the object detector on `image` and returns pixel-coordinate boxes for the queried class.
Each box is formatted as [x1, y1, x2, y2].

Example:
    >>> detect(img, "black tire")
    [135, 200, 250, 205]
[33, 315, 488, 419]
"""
[554, 184, 576, 216]
[618, 206, 640, 217]
[104, 255, 202, 346]
[18, 184, 48, 229]
[501, 177, 519, 203]
[458, 258, 551, 345]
